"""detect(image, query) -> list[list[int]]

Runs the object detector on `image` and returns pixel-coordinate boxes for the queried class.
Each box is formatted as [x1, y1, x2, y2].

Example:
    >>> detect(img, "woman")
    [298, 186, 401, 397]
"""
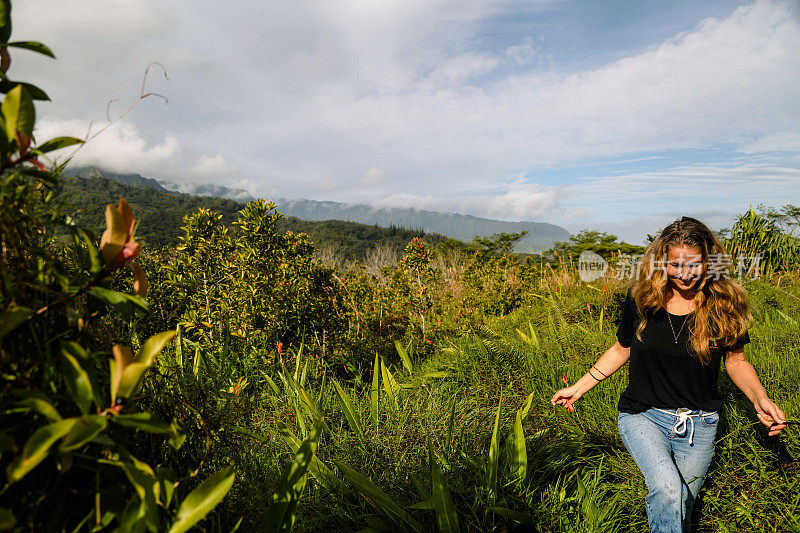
[551, 217, 787, 532]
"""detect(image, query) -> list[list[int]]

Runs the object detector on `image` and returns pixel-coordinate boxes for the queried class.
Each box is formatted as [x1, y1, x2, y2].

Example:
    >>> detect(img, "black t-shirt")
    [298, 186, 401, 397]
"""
[616, 291, 749, 413]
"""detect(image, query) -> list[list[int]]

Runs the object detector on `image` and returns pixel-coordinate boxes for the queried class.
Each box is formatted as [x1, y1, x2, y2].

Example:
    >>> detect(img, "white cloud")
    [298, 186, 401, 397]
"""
[35, 118, 179, 175]
[191, 154, 233, 178]
[10, 0, 800, 241]
[359, 167, 385, 186]
[372, 181, 562, 220]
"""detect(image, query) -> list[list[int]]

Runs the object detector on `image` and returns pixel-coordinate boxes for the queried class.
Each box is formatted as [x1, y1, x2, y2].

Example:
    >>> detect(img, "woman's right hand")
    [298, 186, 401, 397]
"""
[551, 385, 583, 412]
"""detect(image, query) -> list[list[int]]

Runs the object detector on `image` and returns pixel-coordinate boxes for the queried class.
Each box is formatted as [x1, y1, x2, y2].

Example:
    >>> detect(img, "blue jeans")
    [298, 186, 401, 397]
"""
[618, 408, 719, 533]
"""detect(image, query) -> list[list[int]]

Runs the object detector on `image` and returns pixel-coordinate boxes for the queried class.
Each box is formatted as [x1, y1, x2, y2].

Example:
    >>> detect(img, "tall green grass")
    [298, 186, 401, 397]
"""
[155, 278, 800, 531]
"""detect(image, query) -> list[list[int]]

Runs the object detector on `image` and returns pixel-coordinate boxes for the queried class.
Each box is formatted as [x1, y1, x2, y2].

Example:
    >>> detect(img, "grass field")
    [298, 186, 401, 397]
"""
[157, 274, 800, 532]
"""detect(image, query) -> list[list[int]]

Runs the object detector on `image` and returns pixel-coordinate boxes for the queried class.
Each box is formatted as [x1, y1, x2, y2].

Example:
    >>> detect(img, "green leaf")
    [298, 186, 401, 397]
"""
[394, 340, 413, 375]
[509, 415, 526, 482]
[59, 415, 107, 452]
[334, 461, 425, 533]
[136, 330, 176, 366]
[16, 395, 61, 423]
[0, 80, 49, 100]
[429, 440, 459, 533]
[157, 467, 177, 508]
[380, 358, 399, 410]
[116, 361, 150, 401]
[169, 464, 235, 533]
[36, 135, 82, 154]
[276, 422, 339, 492]
[489, 506, 534, 524]
[0, 306, 33, 338]
[485, 391, 502, 499]
[61, 342, 96, 414]
[116, 453, 159, 531]
[262, 427, 320, 533]
[1, 84, 34, 141]
[111, 412, 172, 433]
[0, 507, 16, 531]
[6, 41, 54, 58]
[332, 379, 364, 442]
[370, 353, 380, 429]
[0, 1, 10, 43]
[509, 392, 533, 482]
[76, 228, 103, 275]
[89, 286, 149, 317]
[6, 418, 77, 483]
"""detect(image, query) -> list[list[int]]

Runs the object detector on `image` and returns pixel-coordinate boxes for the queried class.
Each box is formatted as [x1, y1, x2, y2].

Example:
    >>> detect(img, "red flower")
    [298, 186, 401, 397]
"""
[425, 338, 433, 345]
[586, 303, 591, 312]
[562, 372, 569, 385]
[276, 341, 283, 355]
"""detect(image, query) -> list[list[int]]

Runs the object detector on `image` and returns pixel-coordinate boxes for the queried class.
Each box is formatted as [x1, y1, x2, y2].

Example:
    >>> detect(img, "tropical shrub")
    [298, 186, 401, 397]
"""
[0, 6, 234, 531]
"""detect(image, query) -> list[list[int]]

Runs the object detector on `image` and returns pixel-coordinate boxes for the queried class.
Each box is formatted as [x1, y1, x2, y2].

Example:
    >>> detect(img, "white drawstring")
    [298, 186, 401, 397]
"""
[653, 408, 714, 446]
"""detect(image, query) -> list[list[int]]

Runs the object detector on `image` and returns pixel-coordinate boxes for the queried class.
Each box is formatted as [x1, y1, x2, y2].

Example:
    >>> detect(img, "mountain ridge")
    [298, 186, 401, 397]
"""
[64, 167, 569, 252]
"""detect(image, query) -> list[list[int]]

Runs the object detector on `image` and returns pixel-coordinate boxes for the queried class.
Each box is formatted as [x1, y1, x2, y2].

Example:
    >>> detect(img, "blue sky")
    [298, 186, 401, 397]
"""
[16, 0, 800, 243]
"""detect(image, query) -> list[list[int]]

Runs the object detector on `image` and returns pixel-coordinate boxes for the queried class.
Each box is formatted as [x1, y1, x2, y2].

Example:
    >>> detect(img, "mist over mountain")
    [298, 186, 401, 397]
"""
[66, 168, 570, 252]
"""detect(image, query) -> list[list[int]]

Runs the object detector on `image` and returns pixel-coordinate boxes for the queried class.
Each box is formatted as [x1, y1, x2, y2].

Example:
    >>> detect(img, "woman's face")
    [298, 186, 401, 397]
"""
[666, 244, 703, 293]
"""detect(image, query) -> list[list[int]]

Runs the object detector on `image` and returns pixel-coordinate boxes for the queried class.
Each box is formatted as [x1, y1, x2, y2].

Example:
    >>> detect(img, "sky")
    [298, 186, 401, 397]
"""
[13, 0, 800, 243]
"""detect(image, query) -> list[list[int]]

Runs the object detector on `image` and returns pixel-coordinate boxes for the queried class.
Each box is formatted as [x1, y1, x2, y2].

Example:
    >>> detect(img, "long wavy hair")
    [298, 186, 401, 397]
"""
[632, 217, 752, 365]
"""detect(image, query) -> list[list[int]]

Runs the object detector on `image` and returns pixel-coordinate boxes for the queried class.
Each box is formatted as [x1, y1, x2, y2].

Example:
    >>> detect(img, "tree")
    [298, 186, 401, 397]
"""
[549, 229, 645, 259]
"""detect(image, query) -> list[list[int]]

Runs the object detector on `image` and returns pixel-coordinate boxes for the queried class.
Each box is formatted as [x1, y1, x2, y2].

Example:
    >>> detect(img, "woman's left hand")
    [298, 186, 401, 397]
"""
[754, 397, 787, 436]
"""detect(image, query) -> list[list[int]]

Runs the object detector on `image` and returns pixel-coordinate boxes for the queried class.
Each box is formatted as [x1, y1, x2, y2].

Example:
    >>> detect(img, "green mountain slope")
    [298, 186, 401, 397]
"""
[58, 176, 444, 259]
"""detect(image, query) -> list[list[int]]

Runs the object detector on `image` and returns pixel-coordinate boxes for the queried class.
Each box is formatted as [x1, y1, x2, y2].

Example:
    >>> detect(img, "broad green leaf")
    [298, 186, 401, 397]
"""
[332, 379, 364, 442]
[285, 373, 330, 434]
[509, 415, 526, 482]
[485, 392, 503, 499]
[429, 440, 459, 533]
[262, 428, 319, 533]
[394, 340, 413, 375]
[111, 412, 172, 433]
[0, 80, 48, 100]
[7, 418, 76, 483]
[15, 396, 60, 423]
[157, 467, 177, 507]
[0, 507, 16, 531]
[169, 464, 235, 533]
[0, 306, 32, 338]
[117, 454, 159, 531]
[276, 422, 338, 492]
[61, 343, 96, 414]
[6, 41, 54, 58]
[1, 85, 34, 141]
[36, 135, 82, 154]
[380, 358, 399, 410]
[370, 353, 379, 428]
[59, 415, 107, 452]
[262, 372, 281, 395]
[89, 286, 149, 315]
[76, 228, 103, 275]
[334, 461, 425, 533]
[116, 361, 150, 400]
[136, 330, 176, 366]
[508, 392, 533, 482]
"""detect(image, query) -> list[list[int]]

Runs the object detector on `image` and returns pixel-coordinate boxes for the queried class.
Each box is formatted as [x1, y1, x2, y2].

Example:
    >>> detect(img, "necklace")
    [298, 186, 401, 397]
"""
[667, 312, 689, 344]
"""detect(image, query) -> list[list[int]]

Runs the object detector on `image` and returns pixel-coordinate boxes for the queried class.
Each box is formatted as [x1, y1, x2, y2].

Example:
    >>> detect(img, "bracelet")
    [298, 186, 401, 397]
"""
[588, 369, 603, 382]
[592, 365, 608, 378]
